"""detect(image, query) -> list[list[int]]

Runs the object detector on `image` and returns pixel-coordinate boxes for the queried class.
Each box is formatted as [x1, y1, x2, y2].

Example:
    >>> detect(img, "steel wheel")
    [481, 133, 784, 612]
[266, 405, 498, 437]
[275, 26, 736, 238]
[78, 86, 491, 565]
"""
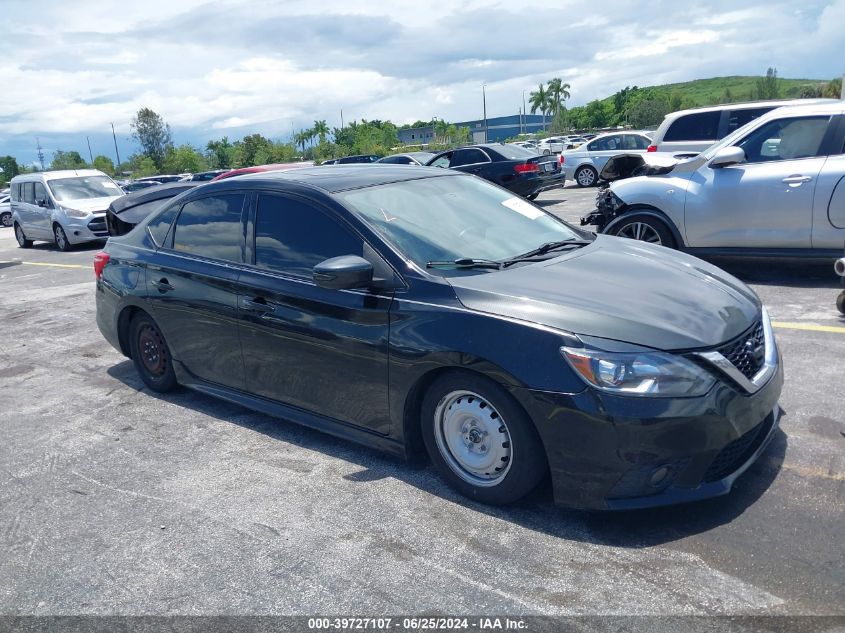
[575, 166, 597, 187]
[615, 221, 663, 244]
[137, 324, 169, 377]
[433, 390, 512, 487]
[129, 314, 178, 392]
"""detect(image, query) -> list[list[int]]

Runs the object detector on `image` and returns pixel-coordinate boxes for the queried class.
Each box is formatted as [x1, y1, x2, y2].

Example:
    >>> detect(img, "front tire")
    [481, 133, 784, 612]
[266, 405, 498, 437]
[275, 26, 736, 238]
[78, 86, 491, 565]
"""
[575, 165, 598, 187]
[837, 290, 845, 316]
[14, 223, 33, 248]
[53, 223, 72, 252]
[607, 214, 676, 248]
[129, 314, 178, 392]
[421, 371, 546, 505]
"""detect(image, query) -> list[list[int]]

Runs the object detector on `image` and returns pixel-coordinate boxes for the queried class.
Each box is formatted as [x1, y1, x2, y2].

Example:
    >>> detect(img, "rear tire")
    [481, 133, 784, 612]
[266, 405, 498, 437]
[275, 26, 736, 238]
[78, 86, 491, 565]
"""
[0, 211, 11, 228]
[607, 214, 676, 249]
[53, 223, 72, 252]
[14, 223, 32, 248]
[837, 290, 845, 316]
[575, 165, 598, 187]
[421, 371, 546, 505]
[129, 314, 178, 393]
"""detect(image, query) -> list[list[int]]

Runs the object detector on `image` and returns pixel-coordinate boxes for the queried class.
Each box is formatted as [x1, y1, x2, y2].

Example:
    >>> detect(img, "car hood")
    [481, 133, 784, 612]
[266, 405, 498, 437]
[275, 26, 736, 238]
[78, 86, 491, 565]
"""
[447, 235, 761, 350]
[58, 196, 122, 213]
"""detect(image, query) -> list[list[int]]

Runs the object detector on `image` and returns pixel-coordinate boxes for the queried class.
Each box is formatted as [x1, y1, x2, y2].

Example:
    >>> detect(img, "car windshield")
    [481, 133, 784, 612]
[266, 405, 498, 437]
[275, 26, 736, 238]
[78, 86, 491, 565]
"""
[48, 176, 122, 201]
[337, 174, 582, 270]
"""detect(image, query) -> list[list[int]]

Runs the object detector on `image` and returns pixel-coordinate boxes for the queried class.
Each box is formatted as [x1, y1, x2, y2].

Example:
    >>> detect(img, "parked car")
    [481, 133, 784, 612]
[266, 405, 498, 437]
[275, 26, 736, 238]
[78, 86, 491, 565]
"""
[648, 98, 838, 155]
[10, 169, 123, 250]
[106, 182, 200, 237]
[335, 154, 380, 164]
[835, 257, 845, 314]
[425, 143, 564, 200]
[122, 180, 162, 193]
[536, 136, 567, 155]
[562, 132, 653, 187]
[211, 162, 314, 181]
[95, 165, 782, 510]
[563, 136, 588, 149]
[321, 159, 338, 165]
[0, 193, 11, 228]
[189, 170, 228, 181]
[583, 102, 845, 256]
[376, 152, 435, 166]
[135, 175, 183, 184]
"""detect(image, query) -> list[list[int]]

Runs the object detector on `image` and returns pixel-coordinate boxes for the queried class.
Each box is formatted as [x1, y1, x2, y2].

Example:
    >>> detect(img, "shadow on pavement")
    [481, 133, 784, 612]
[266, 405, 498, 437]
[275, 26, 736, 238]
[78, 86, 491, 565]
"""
[107, 360, 786, 549]
[700, 257, 840, 289]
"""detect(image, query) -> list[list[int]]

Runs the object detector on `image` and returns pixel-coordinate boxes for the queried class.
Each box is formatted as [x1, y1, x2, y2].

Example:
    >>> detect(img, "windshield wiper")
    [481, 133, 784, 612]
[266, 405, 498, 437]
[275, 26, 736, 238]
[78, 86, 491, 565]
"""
[502, 239, 593, 267]
[426, 258, 502, 270]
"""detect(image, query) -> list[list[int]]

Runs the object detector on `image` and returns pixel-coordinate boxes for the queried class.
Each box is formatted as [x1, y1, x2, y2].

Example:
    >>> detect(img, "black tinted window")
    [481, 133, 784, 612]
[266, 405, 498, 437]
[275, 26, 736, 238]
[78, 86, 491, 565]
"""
[172, 194, 245, 262]
[450, 149, 489, 167]
[148, 204, 179, 247]
[726, 107, 773, 135]
[380, 156, 411, 164]
[254, 195, 362, 278]
[664, 111, 721, 141]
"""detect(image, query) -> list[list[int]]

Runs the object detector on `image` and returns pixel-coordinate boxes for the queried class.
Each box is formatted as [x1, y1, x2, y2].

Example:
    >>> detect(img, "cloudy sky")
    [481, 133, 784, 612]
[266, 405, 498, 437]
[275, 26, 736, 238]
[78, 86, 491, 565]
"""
[1, 0, 843, 166]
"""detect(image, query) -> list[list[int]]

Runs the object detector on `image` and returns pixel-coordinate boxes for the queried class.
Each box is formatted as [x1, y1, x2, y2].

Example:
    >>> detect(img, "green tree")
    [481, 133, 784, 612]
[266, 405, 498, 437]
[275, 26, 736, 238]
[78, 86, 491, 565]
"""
[130, 107, 173, 169]
[313, 120, 329, 144]
[206, 136, 235, 169]
[50, 150, 88, 170]
[546, 78, 571, 122]
[823, 77, 842, 98]
[528, 83, 550, 130]
[92, 155, 115, 175]
[127, 153, 158, 178]
[628, 98, 670, 128]
[0, 155, 20, 185]
[234, 133, 272, 167]
[756, 67, 780, 100]
[163, 144, 207, 173]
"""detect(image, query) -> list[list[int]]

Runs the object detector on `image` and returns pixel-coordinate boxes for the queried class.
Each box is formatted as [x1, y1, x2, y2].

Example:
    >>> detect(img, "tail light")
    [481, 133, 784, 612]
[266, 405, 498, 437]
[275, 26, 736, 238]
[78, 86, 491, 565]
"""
[93, 251, 110, 279]
[514, 163, 540, 174]
[647, 145, 657, 152]
[559, 154, 565, 165]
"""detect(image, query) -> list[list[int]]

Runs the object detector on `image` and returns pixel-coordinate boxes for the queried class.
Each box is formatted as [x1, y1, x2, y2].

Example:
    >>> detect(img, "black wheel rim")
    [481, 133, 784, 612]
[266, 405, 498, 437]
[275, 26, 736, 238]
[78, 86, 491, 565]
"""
[138, 324, 168, 376]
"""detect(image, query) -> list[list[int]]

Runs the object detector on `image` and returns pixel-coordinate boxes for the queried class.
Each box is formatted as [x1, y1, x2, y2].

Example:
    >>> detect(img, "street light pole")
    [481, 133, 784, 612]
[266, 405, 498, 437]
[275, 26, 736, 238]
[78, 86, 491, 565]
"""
[522, 90, 527, 133]
[482, 84, 488, 143]
[110, 123, 121, 172]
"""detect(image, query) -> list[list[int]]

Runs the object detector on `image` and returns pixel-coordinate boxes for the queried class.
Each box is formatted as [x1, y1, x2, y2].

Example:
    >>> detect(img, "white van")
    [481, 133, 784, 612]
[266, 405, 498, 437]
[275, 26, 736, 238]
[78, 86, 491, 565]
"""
[10, 169, 124, 250]
[648, 98, 839, 155]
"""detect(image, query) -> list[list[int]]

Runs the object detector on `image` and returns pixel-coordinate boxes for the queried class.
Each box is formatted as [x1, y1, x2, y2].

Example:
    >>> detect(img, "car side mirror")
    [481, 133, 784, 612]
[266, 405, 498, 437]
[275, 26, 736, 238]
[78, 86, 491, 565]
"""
[36, 198, 50, 208]
[313, 255, 374, 290]
[710, 146, 745, 168]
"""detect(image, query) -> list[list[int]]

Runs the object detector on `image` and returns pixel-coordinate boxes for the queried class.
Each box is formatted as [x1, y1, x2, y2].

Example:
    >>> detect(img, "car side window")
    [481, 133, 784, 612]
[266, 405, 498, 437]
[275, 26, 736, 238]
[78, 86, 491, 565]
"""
[726, 107, 771, 135]
[254, 194, 363, 280]
[430, 153, 451, 168]
[22, 183, 35, 204]
[171, 194, 245, 262]
[589, 136, 621, 152]
[626, 135, 650, 150]
[664, 111, 721, 142]
[147, 204, 180, 247]
[33, 183, 48, 205]
[737, 116, 830, 163]
[450, 149, 489, 167]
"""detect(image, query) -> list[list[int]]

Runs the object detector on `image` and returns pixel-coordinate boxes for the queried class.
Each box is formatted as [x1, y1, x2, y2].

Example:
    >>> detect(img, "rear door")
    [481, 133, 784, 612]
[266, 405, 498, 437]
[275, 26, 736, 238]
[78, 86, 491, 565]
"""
[585, 135, 625, 172]
[811, 114, 845, 249]
[145, 192, 247, 389]
[235, 193, 393, 434]
[684, 114, 833, 248]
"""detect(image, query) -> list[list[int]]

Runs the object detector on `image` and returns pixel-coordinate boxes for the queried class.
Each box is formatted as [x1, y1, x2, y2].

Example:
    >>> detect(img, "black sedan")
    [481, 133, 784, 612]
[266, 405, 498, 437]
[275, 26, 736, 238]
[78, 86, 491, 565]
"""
[95, 165, 782, 510]
[106, 182, 199, 237]
[426, 143, 564, 200]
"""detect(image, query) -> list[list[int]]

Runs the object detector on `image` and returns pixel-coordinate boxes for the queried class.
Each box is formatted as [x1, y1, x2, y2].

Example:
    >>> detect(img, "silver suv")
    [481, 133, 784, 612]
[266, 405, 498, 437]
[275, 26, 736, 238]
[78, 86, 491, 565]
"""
[587, 102, 845, 257]
[648, 98, 838, 155]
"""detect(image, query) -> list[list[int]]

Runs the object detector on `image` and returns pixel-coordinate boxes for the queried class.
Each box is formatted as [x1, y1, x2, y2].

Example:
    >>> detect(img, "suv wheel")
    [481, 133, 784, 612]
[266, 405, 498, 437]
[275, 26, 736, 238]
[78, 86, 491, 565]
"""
[608, 214, 676, 248]
[575, 165, 598, 187]
[421, 371, 546, 505]
[53, 223, 72, 252]
[129, 314, 178, 392]
[14, 223, 33, 248]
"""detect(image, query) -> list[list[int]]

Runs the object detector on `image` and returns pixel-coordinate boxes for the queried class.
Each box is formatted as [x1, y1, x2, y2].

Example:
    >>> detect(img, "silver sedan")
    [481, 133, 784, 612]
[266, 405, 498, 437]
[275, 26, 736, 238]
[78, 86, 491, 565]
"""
[562, 132, 652, 187]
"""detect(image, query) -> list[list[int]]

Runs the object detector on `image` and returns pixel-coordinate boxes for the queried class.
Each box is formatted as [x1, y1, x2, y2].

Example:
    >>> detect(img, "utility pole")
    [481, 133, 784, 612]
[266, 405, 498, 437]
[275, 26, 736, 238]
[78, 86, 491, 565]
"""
[110, 123, 121, 172]
[519, 107, 523, 134]
[86, 137, 94, 165]
[36, 138, 45, 170]
[482, 84, 488, 143]
[522, 90, 527, 133]
[340, 108, 344, 128]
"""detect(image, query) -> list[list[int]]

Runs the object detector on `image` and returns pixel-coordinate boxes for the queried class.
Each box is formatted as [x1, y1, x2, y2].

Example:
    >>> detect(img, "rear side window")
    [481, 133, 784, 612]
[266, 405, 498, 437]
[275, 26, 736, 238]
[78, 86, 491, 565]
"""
[726, 107, 773, 135]
[171, 194, 245, 262]
[11, 183, 21, 201]
[147, 204, 179, 247]
[588, 135, 623, 151]
[254, 194, 362, 279]
[22, 183, 35, 204]
[664, 111, 721, 142]
[450, 149, 489, 166]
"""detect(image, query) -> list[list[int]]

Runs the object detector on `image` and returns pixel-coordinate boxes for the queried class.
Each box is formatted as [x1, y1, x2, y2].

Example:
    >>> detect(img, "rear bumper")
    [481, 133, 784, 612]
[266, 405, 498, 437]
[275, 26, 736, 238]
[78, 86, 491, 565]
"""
[507, 172, 566, 197]
[510, 353, 784, 510]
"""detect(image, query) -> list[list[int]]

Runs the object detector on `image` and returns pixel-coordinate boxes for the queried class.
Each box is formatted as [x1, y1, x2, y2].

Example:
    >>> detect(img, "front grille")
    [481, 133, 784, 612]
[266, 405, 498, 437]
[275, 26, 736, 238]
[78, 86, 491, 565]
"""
[702, 415, 773, 482]
[716, 320, 765, 380]
[88, 216, 108, 235]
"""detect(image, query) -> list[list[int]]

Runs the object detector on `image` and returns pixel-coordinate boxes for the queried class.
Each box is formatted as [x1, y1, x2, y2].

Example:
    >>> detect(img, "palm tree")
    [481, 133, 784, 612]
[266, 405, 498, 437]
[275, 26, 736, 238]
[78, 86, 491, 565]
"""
[313, 120, 329, 144]
[434, 119, 450, 144]
[294, 130, 308, 155]
[546, 78, 571, 123]
[528, 83, 550, 130]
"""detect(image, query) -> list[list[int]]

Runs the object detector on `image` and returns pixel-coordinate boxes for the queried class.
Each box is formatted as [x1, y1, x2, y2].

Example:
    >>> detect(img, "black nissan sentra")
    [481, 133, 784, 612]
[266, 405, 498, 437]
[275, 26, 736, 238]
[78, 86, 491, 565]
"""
[95, 165, 783, 510]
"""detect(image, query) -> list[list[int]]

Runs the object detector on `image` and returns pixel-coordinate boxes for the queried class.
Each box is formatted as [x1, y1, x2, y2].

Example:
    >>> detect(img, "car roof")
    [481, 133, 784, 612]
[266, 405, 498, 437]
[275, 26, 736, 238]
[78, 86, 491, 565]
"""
[230, 164, 458, 193]
[109, 182, 201, 213]
[663, 98, 840, 120]
[11, 169, 107, 182]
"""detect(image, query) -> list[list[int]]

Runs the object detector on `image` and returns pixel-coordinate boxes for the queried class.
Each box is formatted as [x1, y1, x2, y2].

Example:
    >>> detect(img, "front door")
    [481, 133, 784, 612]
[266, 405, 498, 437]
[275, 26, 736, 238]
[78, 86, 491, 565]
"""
[683, 115, 832, 248]
[236, 193, 393, 434]
[811, 130, 845, 249]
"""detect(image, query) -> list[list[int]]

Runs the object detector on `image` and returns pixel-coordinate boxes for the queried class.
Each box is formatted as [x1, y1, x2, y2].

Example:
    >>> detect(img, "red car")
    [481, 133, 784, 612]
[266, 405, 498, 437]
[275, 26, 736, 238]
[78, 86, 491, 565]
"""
[211, 162, 315, 181]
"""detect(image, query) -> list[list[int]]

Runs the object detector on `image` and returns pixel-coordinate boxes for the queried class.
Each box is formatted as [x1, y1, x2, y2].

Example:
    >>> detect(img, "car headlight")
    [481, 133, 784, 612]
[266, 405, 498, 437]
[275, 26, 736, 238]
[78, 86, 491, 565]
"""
[561, 347, 716, 397]
[59, 205, 88, 218]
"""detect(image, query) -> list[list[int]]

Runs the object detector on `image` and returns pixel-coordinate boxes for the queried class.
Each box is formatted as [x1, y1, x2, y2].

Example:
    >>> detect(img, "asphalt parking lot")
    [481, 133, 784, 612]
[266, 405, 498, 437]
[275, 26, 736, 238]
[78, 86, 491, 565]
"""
[1, 184, 843, 618]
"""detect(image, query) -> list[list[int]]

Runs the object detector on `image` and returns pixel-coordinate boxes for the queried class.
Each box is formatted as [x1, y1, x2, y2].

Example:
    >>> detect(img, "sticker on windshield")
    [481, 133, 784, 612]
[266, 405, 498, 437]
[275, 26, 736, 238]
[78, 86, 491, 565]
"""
[502, 197, 543, 220]
[103, 182, 121, 189]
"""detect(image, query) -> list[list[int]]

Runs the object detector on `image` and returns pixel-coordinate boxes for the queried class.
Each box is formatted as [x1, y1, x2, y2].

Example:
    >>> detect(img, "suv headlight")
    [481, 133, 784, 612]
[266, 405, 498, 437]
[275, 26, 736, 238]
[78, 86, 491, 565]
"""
[59, 205, 88, 218]
[561, 347, 716, 397]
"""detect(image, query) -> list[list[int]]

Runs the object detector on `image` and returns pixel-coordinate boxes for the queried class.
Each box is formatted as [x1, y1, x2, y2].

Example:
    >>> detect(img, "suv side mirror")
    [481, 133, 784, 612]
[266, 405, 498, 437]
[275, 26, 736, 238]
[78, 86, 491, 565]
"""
[710, 146, 745, 168]
[313, 255, 374, 290]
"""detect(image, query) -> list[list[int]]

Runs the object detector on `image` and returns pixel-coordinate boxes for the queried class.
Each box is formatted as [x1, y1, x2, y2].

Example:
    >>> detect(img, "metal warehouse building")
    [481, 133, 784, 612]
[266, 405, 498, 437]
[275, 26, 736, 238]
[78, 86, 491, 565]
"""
[397, 113, 547, 145]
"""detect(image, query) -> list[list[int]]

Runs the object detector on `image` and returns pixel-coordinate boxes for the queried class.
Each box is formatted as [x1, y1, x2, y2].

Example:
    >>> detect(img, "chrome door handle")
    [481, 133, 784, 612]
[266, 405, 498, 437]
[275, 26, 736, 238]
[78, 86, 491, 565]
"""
[151, 278, 173, 293]
[782, 175, 812, 185]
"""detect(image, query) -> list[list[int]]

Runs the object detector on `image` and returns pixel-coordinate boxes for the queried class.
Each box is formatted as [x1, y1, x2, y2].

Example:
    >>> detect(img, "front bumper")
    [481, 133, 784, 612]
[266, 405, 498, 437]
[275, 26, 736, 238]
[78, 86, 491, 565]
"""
[510, 353, 784, 510]
[63, 213, 109, 243]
